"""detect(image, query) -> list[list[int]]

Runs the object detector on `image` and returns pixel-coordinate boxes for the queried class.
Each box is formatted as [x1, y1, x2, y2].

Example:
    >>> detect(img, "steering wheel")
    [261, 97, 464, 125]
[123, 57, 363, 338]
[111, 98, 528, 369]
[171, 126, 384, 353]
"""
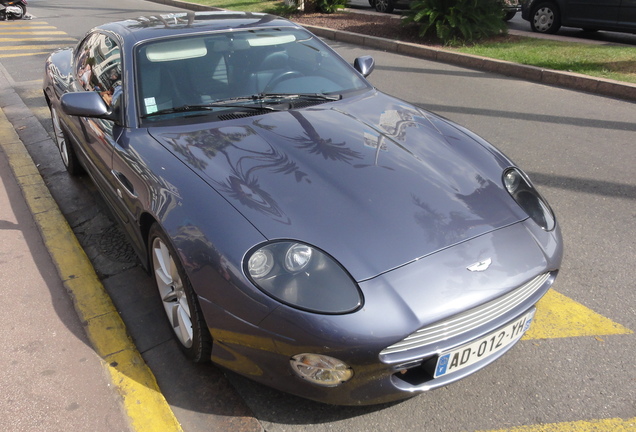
[264, 71, 303, 93]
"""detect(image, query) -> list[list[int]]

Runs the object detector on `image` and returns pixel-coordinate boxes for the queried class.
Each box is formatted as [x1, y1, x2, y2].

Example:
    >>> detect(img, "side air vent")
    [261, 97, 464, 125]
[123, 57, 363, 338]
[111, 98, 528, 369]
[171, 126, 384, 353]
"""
[218, 109, 272, 121]
[291, 101, 325, 109]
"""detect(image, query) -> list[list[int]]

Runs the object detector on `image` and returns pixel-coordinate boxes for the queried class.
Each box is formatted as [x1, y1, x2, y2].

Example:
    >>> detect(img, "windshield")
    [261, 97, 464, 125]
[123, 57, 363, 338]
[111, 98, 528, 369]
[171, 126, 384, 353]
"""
[135, 27, 371, 123]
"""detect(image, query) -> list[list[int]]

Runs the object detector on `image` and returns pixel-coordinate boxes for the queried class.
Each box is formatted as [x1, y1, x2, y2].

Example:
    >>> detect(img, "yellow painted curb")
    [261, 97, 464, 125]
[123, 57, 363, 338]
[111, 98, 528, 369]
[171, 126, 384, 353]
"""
[0, 105, 182, 431]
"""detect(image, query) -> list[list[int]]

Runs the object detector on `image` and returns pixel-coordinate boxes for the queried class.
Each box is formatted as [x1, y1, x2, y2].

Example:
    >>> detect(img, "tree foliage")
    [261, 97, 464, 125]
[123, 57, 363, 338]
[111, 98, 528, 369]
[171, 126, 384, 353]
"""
[403, 0, 508, 45]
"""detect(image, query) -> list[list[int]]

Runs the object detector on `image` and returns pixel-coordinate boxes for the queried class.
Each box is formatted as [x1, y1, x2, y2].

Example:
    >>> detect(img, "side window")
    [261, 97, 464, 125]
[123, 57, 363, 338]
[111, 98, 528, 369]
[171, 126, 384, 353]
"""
[75, 32, 122, 109]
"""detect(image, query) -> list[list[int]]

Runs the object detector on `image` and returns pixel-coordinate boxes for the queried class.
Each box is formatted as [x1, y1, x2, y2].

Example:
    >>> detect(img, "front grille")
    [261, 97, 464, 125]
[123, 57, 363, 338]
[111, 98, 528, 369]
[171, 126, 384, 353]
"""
[380, 272, 551, 356]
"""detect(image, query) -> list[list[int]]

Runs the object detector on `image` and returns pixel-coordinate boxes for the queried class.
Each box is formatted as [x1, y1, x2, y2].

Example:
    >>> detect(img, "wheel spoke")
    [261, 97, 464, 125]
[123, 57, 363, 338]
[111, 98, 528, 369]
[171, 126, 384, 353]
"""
[153, 245, 172, 287]
[179, 295, 191, 319]
[169, 256, 181, 288]
[161, 289, 178, 303]
[175, 306, 193, 346]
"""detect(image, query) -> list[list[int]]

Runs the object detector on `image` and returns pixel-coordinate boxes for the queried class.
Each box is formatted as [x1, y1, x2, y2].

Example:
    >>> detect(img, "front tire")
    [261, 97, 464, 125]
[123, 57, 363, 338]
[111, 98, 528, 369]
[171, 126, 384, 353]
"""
[149, 224, 212, 362]
[530, 2, 561, 34]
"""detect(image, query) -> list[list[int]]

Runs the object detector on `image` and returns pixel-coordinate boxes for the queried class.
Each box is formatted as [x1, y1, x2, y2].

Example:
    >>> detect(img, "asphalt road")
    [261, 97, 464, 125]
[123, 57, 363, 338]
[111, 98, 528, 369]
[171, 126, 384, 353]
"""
[1, 0, 635, 431]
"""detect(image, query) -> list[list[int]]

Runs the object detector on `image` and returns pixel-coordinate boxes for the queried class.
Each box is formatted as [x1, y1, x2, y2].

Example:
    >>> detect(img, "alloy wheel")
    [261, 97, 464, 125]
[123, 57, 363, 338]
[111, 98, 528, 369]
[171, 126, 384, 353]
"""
[152, 237, 194, 348]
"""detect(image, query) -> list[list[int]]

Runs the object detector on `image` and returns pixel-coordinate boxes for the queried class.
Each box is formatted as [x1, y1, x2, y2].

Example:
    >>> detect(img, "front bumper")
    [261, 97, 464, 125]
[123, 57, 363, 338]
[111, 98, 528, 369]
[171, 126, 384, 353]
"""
[202, 219, 562, 405]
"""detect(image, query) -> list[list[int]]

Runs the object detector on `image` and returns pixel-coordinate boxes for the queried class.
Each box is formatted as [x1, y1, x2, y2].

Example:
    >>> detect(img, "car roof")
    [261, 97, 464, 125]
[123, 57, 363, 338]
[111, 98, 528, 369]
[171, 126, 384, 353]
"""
[96, 11, 300, 44]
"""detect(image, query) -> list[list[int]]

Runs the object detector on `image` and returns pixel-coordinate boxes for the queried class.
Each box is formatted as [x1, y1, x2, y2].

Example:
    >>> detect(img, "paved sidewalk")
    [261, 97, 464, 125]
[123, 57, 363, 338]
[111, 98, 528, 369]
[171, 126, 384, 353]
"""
[0, 54, 189, 429]
[0, 110, 131, 431]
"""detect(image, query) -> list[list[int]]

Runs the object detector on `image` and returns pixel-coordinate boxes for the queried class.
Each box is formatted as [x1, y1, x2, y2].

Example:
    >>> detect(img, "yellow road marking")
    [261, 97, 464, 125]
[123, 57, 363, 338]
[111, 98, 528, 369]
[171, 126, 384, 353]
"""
[0, 24, 52, 29]
[478, 416, 636, 432]
[0, 30, 68, 35]
[523, 289, 633, 339]
[0, 105, 182, 431]
[0, 51, 52, 58]
[0, 20, 50, 25]
[0, 37, 76, 42]
[0, 44, 68, 50]
[0, 25, 57, 30]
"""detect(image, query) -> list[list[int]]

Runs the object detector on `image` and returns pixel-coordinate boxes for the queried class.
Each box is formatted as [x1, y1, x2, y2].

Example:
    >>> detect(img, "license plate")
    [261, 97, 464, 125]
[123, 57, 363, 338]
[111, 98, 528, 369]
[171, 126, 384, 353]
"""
[434, 309, 535, 378]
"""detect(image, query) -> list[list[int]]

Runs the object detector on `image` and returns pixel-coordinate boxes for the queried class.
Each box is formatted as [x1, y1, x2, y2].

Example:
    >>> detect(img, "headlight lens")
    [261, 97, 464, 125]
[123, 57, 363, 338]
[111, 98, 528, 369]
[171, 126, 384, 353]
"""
[284, 243, 313, 272]
[245, 241, 363, 314]
[504, 168, 555, 231]
[247, 248, 274, 278]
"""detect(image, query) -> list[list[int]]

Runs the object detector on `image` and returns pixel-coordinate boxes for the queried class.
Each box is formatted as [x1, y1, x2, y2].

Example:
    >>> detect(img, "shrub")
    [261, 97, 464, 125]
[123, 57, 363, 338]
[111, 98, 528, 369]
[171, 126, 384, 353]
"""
[403, 0, 507, 45]
[280, 0, 346, 13]
[316, 0, 348, 13]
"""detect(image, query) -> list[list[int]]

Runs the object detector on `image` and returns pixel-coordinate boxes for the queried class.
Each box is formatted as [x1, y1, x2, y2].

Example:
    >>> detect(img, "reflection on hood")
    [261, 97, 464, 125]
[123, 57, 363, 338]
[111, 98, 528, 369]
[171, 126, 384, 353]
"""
[150, 92, 526, 280]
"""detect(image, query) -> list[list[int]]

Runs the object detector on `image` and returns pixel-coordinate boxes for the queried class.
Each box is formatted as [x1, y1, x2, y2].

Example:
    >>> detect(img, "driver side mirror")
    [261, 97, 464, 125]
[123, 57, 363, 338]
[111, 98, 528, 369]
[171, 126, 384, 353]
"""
[61, 91, 120, 124]
[354, 56, 375, 78]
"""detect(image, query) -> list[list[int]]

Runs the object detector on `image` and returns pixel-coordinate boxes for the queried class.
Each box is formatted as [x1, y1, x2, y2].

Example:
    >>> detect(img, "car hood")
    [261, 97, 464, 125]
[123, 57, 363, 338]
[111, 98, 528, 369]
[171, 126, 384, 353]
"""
[149, 91, 528, 281]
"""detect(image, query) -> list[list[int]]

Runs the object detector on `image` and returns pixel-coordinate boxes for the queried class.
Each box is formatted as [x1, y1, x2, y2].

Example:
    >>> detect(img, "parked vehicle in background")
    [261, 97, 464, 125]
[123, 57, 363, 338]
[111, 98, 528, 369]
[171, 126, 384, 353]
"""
[521, 0, 636, 34]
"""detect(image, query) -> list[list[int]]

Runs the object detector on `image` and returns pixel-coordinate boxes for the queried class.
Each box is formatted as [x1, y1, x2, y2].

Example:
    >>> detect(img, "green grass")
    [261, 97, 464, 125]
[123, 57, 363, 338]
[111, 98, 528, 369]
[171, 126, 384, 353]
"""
[183, 0, 636, 84]
[181, 0, 286, 13]
[454, 37, 636, 84]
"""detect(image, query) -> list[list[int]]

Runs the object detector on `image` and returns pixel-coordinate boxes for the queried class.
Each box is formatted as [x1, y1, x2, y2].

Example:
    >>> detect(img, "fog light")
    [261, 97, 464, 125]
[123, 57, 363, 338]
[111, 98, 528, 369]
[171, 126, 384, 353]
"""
[290, 353, 353, 386]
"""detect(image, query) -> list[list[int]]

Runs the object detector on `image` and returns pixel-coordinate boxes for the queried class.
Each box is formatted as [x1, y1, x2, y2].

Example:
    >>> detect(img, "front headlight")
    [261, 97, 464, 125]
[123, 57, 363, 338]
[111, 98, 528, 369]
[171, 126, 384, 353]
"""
[245, 241, 363, 314]
[504, 168, 555, 231]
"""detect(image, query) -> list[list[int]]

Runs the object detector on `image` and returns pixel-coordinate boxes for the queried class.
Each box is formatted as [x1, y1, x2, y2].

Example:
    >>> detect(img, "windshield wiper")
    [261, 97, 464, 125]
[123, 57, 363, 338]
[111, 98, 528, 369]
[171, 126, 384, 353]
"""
[142, 100, 277, 118]
[142, 93, 341, 118]
[257, 93, 342, 101]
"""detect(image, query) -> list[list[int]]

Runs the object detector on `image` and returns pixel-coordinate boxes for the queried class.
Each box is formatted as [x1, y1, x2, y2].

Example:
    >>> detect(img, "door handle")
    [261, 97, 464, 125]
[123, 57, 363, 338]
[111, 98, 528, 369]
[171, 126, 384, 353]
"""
[112, 170, 136, 197]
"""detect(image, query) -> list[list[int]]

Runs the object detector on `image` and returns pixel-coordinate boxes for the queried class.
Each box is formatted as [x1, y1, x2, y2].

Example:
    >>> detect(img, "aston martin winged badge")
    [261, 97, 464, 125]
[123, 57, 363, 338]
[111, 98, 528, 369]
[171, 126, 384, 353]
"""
[467, 258, 492, 272]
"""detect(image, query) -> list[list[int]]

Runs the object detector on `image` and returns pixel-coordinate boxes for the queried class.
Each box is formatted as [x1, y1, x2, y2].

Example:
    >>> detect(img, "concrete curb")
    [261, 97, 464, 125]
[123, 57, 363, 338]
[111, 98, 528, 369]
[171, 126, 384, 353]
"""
[0, 68, 183, 432]
[146, 0, 636, 103]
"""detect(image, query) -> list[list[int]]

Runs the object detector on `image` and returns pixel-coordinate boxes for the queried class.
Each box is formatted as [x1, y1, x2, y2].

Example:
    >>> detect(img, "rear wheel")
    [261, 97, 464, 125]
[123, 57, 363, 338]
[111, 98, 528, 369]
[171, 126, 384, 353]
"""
[530, 2, 561, 34]
[374, 0, 394, 13]
[149, 224, 212, 362]
[50, 106, 82, 176]
[10, 4, 26, 19]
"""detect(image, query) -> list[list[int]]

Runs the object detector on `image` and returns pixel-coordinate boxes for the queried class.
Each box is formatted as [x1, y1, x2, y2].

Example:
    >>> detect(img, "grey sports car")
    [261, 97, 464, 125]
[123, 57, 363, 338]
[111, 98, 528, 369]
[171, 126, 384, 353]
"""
[43, 11, 563, 405]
